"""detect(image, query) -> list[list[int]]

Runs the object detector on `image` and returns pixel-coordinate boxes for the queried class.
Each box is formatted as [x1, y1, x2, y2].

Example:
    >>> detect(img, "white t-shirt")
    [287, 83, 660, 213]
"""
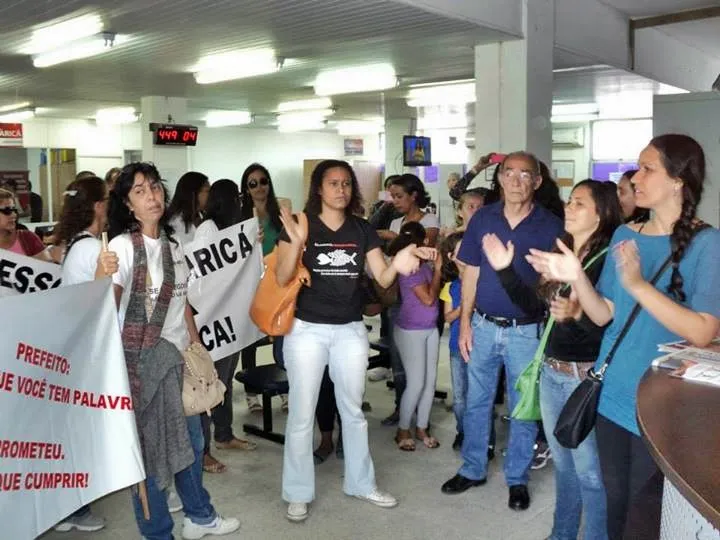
[109, 233, 190, 351]
[193, 220, 218, 247]
[169, 214, 197, 247]
[389, 212, 440, 234]
[61, 237, 102, 286]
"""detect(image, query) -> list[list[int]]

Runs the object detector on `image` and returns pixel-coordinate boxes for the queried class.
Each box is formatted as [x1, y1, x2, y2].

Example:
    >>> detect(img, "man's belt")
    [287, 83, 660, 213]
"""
[475, 310, 543, 328]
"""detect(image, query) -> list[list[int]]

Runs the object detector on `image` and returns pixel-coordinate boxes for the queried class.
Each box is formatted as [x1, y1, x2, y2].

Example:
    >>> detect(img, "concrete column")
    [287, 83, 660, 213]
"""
[474, 0, 554, 165]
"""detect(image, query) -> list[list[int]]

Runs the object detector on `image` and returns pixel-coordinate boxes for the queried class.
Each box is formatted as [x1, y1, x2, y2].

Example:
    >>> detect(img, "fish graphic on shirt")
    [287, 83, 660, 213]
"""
[316, 249, 357, 267]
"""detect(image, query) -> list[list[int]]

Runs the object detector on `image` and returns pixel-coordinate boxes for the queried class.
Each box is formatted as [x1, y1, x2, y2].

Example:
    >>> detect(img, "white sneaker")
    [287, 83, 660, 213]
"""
[167, 490, 183, 513]
[286, 502, 308, 522]
[367, 367, 390, 382]
[181, 515, 240, 539]
[54, 511, 105, 532]
[353, 488, 398, 508]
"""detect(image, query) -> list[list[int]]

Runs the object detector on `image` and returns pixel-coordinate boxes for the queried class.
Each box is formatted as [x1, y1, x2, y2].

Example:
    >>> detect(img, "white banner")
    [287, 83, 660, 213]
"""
[185, 218, 264, 361]
[0, 248, 62, 298]
[0, 279, 145, 540]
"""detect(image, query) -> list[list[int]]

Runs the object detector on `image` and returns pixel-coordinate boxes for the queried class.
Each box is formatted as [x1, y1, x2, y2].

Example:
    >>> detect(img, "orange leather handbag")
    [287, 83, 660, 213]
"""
[250, 212, 310, 336]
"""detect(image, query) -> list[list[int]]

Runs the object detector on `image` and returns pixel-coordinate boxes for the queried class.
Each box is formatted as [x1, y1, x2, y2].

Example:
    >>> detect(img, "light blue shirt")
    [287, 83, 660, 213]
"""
[595, 224, 720, 435]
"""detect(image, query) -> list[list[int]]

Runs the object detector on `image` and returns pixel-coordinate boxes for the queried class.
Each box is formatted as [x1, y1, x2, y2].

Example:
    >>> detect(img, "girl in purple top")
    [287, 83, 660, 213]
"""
[389, 222, 442, 451]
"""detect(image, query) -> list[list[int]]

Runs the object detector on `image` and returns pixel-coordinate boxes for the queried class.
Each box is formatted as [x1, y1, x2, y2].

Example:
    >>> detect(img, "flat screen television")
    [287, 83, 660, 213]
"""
[403, 135, 431, 166]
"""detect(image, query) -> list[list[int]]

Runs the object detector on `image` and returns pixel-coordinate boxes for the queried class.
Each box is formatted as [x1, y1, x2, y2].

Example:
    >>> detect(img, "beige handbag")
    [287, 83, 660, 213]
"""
[182, 342, 226, 416]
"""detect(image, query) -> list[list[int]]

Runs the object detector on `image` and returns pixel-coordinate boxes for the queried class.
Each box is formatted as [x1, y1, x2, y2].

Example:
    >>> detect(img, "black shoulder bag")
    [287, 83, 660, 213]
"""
[553, 253, 673, 449]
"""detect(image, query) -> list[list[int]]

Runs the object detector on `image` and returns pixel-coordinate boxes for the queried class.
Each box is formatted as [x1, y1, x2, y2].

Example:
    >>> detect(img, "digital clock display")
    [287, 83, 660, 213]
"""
[151, 124, 199, 146]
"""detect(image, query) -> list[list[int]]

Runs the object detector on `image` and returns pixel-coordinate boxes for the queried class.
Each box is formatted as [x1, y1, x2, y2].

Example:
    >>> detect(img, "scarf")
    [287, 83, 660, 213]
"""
[120, 229, 193, 489]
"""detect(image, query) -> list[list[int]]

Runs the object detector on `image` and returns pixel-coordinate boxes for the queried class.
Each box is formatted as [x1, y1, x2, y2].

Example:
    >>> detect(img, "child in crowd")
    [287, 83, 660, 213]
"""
[389, 222, 442, 451]
[438, 233, 465, 451]
[441, 189, 486, 238]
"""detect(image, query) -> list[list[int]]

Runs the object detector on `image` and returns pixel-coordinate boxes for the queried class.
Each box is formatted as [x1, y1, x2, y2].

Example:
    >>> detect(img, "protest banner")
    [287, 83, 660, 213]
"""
[0, 248, 62, 298]
[0, 279, 144, 539]
[184, 217, 264, 361]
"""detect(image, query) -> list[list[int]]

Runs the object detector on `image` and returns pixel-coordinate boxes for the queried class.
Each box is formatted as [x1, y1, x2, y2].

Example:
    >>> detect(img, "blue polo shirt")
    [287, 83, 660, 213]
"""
[458, 202, 563, 319]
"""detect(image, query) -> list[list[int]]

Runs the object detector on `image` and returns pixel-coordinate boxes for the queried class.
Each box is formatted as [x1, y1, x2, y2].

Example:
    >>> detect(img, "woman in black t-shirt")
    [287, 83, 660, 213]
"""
[276, 159, 435, 523]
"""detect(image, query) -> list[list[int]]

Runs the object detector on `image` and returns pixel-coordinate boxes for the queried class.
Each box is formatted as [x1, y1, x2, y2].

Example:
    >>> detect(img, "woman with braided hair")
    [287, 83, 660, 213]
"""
[526, 133, 720, 540]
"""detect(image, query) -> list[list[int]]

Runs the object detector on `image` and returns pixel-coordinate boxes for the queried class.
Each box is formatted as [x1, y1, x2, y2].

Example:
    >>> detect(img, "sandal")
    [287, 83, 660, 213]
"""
[215, 437, 257, 451]
[246, 395, 263, 414]
[416, 430, 440, 449]
[313, 445, 333, 465]
[202, 453, 227, 473]
[394, 436, 415, 452]
[280, 393, 289, 413]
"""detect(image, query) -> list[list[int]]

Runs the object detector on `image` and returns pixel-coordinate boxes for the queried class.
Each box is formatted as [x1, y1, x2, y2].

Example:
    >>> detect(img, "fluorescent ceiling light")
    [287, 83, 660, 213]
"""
[335, 120, 383, 135]
[0, 101, 32, 113]
[314, 64, 397, 96]
[95, 107, 138, 125]
[417, 114, 468, 130]
[551, 103, 599, 116]
[277, 111, 329, 132]
[0, 107, 36, 122]
[23, 13, 103, 54]
[406, 83, 475, 107]
[33, 32, 127, 68]
[278, 121, 326, 133]
[277, 97, 332, 113]
[193, 49, 281, 84]
[205, 110, 253, 127]
[551, 113, 598, 124]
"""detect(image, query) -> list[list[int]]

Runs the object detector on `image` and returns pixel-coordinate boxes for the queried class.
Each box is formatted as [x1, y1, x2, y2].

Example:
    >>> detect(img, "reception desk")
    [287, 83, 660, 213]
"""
[637, 368, 720, 539]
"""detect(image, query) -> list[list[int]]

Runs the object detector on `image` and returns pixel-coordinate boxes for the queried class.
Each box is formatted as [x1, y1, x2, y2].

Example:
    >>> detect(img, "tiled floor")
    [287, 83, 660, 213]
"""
[41, 320, 555, 540]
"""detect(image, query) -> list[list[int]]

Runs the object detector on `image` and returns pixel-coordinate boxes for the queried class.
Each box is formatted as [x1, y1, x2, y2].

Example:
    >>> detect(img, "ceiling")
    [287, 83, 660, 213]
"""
[0, 0, 716, 128]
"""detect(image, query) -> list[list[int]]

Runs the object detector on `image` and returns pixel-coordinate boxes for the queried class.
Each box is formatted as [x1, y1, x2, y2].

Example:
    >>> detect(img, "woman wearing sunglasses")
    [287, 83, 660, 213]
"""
[239, 163, 287, 413]
[0, 188, 46, 257]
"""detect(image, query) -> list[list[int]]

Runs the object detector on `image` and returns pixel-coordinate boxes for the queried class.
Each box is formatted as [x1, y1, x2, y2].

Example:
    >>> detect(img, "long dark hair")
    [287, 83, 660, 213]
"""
[204, 179, 243, 230]
[390, 174, 431, 209]
[108, 162, 175, 243]
[441, 232, 464, 282]
[387, 221, 426, 256]
[239, 163, 282, 232]
[538, 179, 621, 301]
[650, 134, 706, 302]
[167, 171, 209, 233]
[304, 159, 363, 217]
[537, 161, 565, 219]
[55, 176, 106, 245]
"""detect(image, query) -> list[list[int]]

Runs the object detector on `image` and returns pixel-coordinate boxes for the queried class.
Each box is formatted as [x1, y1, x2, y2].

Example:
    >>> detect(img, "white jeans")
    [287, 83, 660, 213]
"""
[282, 318, 376, 503]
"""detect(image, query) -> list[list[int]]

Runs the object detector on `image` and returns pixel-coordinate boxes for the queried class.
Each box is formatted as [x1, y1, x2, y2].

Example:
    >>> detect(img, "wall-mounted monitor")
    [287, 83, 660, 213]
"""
[403, 135, 431, 166]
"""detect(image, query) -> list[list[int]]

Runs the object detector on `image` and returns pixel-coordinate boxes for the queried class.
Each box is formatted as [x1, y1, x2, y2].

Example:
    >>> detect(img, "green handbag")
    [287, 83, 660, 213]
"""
[511, 248, 608, 421]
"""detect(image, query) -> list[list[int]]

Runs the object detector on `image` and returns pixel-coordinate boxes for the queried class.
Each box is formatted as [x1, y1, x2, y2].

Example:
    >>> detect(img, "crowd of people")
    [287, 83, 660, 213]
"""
[2, 132, 719, 540]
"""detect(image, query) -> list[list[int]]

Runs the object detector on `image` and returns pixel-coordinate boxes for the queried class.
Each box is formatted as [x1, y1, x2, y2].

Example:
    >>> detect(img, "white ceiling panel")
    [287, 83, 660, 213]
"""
[600, 0, 720, 18]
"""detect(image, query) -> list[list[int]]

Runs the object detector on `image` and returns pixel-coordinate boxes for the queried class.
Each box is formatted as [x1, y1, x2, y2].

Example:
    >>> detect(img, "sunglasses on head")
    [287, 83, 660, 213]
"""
[248, 178, 269, 189]
[0, 207, 18, 216]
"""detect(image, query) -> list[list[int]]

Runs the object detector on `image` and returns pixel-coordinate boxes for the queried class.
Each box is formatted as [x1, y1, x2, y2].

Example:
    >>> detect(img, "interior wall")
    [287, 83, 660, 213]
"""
[654, 92, 720, 227]
[0, 148, 29, 171]
[188, 127, 377, 209]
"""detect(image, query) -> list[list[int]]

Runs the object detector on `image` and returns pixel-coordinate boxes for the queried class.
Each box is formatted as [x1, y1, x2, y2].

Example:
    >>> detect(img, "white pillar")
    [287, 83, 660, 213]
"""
[474, 0, 554, 165]
[140, 96, 190, 196]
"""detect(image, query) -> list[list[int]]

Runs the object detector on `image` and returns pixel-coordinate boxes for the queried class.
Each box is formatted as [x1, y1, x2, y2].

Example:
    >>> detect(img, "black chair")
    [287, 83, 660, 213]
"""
[235, 364, 288, 445]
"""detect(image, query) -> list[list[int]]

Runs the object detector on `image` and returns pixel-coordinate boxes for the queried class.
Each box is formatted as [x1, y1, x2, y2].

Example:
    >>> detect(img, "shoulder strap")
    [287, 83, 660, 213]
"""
[64, 231, 95, 259]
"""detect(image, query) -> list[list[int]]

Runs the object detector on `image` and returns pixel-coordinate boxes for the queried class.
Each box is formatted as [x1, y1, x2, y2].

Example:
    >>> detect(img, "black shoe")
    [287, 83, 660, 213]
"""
[381, 410, 400, 426]
[441, 474, 486, 494]
[336, 438, 344, 460]
[452, 433, 464, 451]
[508, 485, 530, 510]
[487, 445, 495, 461]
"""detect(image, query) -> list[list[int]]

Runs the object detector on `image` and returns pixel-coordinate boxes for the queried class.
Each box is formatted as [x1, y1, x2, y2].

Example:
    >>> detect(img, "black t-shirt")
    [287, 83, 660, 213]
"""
[279, 214, 382, 324]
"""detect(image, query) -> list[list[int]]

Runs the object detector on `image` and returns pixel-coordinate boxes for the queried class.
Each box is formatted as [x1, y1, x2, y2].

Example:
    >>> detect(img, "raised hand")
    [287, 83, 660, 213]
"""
[279, 207, 306, 246]
[413, 246, 437, 262]
[392, 244, 421, 276]
[482, 233, 514, 270]
[614, 240, 644, 292]
[526, 239, 583, 283]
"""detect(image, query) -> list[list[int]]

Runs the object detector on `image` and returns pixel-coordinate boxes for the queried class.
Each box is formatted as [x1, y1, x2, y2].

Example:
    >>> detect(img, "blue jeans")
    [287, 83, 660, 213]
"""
[459, 314, 539, 486]
[282, 319, 376, 502]
[540, 364, 607, 540]
[449, 352, 467, 434]
[132, 415, 216, 540]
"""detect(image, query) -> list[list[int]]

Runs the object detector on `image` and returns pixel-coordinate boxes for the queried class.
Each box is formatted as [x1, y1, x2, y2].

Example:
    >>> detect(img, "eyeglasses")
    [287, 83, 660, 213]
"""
[501, 169, 535, 183]
[0, 207, 18, 216]
[248, 178, 269, 189]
